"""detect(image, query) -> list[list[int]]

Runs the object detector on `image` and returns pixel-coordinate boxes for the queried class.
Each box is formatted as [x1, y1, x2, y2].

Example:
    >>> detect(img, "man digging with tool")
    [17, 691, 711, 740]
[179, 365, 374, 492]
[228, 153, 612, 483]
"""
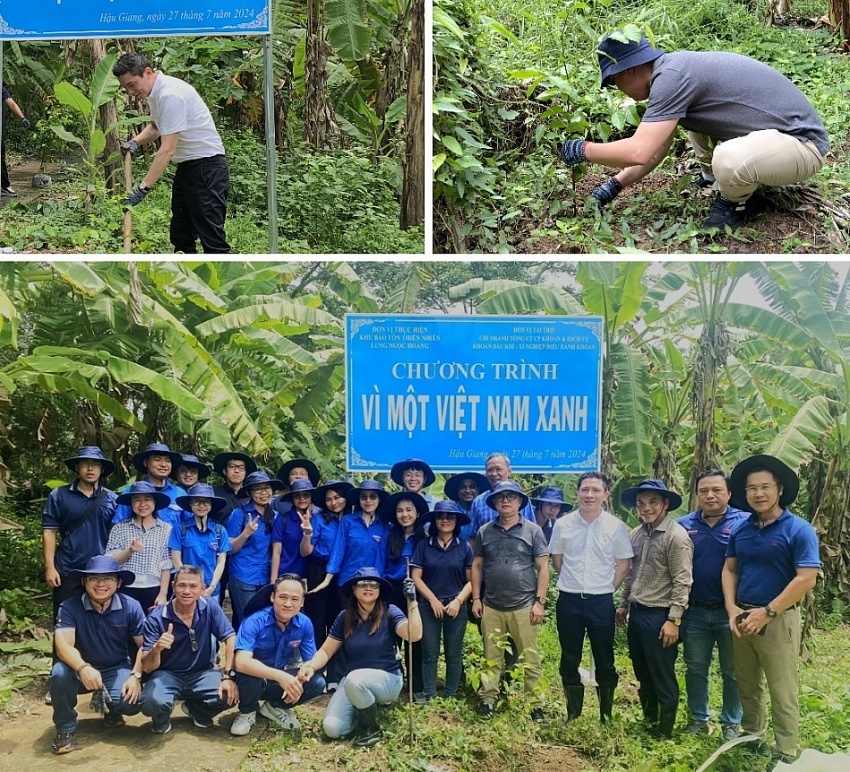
[113, 53, 231, 253]
[558, 34, 829, 231]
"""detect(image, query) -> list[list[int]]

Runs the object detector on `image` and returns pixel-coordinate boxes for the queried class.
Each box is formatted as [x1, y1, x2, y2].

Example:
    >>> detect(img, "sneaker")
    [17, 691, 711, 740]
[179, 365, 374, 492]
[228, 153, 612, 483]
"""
[104, 711, 126, 729]
[685, 720, 713, 736]
[721, 724, 739, 741]
[326, 681, 339, 693]
[702, 194, 747, 231]
[180, 701, 212, 728]
[230, 711, 257, 736]
[530, 707, 545, 723]
[151, 722, 172, 735]
[259, 700, 301, 730]
[413, 692, 430, 705]
[52, 730, 76, 754]
[476, 702, 495, 719]
[1, 186, 17, 197]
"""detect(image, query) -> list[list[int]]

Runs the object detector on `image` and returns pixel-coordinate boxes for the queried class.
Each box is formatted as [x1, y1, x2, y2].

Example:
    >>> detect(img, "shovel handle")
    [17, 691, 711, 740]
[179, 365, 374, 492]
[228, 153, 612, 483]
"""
[123, 148, 133, 254]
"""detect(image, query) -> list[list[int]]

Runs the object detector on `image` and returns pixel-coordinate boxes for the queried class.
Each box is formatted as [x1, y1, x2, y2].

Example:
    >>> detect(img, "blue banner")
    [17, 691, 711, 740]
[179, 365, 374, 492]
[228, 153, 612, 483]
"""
[0, 0, 269, 40]
[345, 314, 604, 473]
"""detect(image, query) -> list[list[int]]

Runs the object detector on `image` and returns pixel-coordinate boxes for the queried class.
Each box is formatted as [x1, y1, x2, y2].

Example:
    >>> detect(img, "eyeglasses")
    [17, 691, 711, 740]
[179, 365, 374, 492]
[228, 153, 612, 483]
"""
[251, 485, 273, 493]
[191, 499, 212, 508]
[188, 628, 198, 652]
[360, 492, 379, 500]
[226, 463, 246, 471]
[435, 513, 457, 520]
[355, 580, 380, 589]
[492, 492, 519, 502]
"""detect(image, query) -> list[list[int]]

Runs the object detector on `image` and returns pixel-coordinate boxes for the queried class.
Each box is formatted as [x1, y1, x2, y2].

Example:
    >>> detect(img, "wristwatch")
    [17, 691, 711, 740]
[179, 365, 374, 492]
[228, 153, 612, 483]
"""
[131, 670, 142, 680]
[139, 181, 151, 192]
[535, 596, 547, 607]
[668, 617, 681, 627]
[765, 604, 778, 618]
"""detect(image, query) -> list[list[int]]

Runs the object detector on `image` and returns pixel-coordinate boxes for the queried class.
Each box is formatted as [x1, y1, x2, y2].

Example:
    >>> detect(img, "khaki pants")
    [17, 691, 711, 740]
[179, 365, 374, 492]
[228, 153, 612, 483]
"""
[731, 607, 802, 756]
[689, 130, 824, 203]
[479, 603, 543, 705]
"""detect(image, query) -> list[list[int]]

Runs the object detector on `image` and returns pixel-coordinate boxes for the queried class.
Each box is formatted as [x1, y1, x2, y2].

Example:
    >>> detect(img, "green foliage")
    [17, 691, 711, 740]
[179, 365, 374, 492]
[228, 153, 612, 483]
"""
[0, 506, 45, 595]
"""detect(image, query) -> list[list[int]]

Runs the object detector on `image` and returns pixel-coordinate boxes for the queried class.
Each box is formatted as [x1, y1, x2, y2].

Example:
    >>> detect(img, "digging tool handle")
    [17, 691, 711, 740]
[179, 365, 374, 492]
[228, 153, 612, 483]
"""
[123, 149, 133, 254]
[406, 556, 414, 745]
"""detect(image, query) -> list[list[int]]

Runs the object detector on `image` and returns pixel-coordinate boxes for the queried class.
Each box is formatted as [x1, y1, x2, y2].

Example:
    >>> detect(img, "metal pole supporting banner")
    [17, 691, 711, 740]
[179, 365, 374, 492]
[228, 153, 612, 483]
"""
[263, 33, 278, 254]
[0, 42, 4, 190]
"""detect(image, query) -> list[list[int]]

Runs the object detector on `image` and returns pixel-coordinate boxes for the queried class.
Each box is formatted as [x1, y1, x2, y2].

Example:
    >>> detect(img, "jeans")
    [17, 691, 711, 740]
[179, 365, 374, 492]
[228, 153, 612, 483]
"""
[229, 577, 265, 630]
[170, 155, 231, 253]
[140, 668, 231, 731]
[555, 592, 618, 689]
[419, 600, 468, 698]
[322, 669, 403, 739]
[627, 603, 680, 706]
[682, 605, 742, 725]
[50, 661, 141, 732]
[235, 669, 326, 713]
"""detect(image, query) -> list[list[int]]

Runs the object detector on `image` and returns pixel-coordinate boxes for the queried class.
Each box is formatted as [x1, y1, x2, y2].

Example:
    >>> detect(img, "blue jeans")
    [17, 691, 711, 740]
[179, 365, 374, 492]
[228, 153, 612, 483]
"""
[50, 661, 141, 732]
[235, 669, 326, 713]
[229, 577, 265, 630]
[419, 600, 468, 698]
[140, 669, 231, 731]
[322, 669, 403, 739]
[682, 604, 742, 725]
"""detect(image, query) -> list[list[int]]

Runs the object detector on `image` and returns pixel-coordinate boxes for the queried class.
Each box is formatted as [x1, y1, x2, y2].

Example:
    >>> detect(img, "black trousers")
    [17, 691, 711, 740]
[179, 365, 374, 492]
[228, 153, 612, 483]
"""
[170, 154, 230, 253]
[556, 591, 618, 689]
[1, 137, 9, 189]
[627, 602, 680, 705]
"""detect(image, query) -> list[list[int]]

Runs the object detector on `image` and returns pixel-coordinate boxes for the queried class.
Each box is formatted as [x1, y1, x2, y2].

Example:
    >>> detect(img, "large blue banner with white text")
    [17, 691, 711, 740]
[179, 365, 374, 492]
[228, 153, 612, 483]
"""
[345, 314, 604, 473]
[0, 0, 269, 40]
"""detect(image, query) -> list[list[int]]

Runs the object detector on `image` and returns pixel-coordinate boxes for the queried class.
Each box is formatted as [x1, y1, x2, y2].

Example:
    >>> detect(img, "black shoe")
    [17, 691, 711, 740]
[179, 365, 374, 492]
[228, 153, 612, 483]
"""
[352, 727, 383, 747]
[104, 711, 126, 729]
[703, 194, 747, 231]
[352, 703, 382, 747]
[52, 730, 76, 754]
[476, 702, 495, 719]
[530, 707, 545, 723]
[653, 703, 678, 739]
[597, 686, 615, 724]
[565, 685, 584, 722]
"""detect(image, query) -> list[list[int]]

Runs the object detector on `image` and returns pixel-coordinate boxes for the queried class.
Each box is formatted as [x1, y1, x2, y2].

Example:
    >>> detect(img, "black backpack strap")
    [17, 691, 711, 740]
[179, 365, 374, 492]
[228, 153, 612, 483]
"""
[62, 485, 108, 540]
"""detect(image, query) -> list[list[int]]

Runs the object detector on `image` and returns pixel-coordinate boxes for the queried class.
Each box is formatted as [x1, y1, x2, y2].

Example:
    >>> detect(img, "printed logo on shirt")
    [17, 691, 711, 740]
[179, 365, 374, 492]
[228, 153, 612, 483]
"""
[372, 535, 382, 543]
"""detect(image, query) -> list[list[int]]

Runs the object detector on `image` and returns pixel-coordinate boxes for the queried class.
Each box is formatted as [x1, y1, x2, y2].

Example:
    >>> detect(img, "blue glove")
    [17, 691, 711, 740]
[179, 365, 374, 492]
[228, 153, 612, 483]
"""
[560, 139, 588, 166]
[21, 117, 31, 130]
[402, 578, 417, 601]
[590, 177, 623, 206]
[120, 139, 139, 156]
[121, 185, 148, 207]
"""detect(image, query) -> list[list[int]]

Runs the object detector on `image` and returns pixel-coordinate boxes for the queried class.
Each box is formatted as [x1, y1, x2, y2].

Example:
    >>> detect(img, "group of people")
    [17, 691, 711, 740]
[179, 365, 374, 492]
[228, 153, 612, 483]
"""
[42, 443, 818, 763]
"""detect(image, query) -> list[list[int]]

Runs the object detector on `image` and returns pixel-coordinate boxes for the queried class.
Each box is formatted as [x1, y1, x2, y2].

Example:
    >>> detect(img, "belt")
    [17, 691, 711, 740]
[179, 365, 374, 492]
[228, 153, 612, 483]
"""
[692, 600, 725, 610]
[737, 600, 798, 610]
[561, 591, 613, 600]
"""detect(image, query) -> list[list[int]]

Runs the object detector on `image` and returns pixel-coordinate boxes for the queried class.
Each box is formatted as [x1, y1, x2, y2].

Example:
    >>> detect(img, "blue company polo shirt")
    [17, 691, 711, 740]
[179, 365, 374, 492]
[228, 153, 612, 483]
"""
[167, 519, 231, 588]
[235, 607, 317, 670]
[42, 482, 118, 574]
[142, 596, 235, 675]
[468, 489, 535, 538]
[270, 501, 321, 577]
[328, 603, 406, 675]
[326, 512, 388, 585]
[310, 515, 341, 563]
[112, 479, 187, 526]
[678, 506, 747, 605]
[56, 592, 145, 670]
[411, 536, 473, 600]
[376, 532, 421, 581]
[727, 508, 820, 606]
[226, 503, 275, 585]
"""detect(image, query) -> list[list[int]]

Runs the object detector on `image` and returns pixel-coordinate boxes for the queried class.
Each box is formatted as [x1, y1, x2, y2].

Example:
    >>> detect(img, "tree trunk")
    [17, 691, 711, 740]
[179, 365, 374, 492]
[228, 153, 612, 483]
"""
[828, 0, 850, 48]
[88, 39, 122, 191]
[303, 0, 334, 149]
[400, 0, 424, 229]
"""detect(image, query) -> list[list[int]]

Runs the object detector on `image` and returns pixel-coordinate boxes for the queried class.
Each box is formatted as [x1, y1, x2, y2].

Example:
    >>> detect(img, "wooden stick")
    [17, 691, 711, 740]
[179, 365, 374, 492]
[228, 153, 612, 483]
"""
[405, 556, 414, 746]
[123, 149, 132, 254]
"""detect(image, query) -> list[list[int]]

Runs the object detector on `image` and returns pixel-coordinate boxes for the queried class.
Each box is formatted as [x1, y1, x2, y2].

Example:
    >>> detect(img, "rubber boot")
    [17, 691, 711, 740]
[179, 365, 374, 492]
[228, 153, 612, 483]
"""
[352, 703, 382, 747]
[638, 687, 658, 728]
[597, 686, 615, 723]
[654, 702, 677, 739]
[565, 685, 584, 722]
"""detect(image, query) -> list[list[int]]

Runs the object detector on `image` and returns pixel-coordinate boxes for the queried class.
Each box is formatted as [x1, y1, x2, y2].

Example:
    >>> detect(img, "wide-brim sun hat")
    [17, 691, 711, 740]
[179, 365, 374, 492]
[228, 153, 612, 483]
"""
[281, 477, 318, 503]
[132, 443, 183, 474]
[175, 483, 228, 515]
[64, 446, 115, 478]
[422, 500, 471, 529]
[172, 454, 211, 480]
[313, 479, 355, 508]
[277, 458, 321, 487]
[485, 479, 530, 510]
[116, 480, 171, 511]
[597, 34, 664, 87]
[240, 470, 285, 495]
[531, 485, 574, 514]
[730, 454, 799, 509]
[621, 479, 683, 511]
[443, 472, 489, 503]
[69, 554, 135, 586]
[345, 479, 389, 506]
[380, 490, 429, 525]
[342, 566, 393, 597]
[212, 451, 258, 477]
[390, 458, 436, 489]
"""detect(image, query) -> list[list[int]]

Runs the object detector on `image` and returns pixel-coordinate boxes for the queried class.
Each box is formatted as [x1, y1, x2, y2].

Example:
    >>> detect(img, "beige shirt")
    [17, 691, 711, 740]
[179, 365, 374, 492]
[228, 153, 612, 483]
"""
[620, 514, 693, 621]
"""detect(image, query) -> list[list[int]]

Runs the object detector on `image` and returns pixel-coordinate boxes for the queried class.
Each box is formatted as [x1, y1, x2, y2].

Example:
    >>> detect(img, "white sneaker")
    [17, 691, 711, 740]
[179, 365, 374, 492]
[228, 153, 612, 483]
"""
[230, 711, 257, 736]
[259, 701, 300, 730]
[1, 186, 17, 197]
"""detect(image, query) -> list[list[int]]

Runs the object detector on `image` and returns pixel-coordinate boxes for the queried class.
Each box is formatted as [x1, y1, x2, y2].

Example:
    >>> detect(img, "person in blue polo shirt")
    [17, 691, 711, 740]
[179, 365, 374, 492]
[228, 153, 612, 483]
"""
[411, 501, 473, 701]
[722, 455, 820, 762]
[390, 458, 437, 507]
[467, 453, 535, 541]
[113, 443, 186, 527]
[229, 575, 326, 736]
[678, 469, 747, 739]
[270, 478, 319, 581]
[172, 454, 211, 496]
[50, 555, 146, 755]
[140, 564, 238, 733]
[170, 484, 231, 603]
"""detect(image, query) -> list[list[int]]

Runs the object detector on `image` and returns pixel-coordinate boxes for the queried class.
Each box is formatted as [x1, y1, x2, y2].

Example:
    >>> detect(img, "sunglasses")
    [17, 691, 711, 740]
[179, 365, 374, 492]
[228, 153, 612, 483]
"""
[188, 628, 198, 652]
[435, 513, 457, 520]
[355, 580, 380, 589]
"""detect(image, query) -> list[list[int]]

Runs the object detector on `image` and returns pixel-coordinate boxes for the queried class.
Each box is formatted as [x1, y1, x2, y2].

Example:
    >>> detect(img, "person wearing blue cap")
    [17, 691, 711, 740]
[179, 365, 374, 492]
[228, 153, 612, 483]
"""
[531, 486, 574, 544]
[112, 443, 186, 527]
[172, 454, 211, 493]
[43, 446, 119, 623]
[559, 33, 828, 231]
[169, 484, 231, 603]
[390, 458, 437, 506]
[49, 555, 146, 754]
[270, 478, 320, 582]
[616, 479, 693, 738]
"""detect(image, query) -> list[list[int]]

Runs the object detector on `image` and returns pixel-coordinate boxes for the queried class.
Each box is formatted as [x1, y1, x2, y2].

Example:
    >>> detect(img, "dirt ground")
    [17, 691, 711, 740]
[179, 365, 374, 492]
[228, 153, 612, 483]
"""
[0, 158, 64, 210]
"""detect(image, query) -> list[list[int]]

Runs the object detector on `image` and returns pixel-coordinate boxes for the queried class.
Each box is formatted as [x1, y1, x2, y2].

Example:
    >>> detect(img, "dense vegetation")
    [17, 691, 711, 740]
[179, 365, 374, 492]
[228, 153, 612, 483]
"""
[434, 0, 850, 253]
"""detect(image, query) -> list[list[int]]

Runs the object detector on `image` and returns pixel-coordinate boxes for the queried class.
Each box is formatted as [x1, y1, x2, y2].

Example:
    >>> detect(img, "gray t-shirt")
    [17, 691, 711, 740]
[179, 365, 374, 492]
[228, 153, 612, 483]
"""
[642, 52, 829, 156]
[474, 517, 548, 611]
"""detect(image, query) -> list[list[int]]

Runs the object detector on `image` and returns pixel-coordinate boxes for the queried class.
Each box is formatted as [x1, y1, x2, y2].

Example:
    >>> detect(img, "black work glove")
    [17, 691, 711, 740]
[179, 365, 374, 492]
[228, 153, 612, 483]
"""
[590, 177, 623, 206]
[21, 117, 31, 130]
[559, 139, 588, 166]
[402, 578, 417, 602]
[120, 139, 139, 156]
[121, 186, 148, 207]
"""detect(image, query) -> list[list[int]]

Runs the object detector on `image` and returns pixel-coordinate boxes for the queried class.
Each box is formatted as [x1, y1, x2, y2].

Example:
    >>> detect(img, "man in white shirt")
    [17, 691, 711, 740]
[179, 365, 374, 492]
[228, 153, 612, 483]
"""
[113, 53, 230, 253]
[549, 472, 633, 722]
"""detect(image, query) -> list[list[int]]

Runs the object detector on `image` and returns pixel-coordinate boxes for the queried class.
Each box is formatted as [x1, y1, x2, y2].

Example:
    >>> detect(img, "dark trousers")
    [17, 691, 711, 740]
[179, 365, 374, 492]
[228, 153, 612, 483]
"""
[627, 603, 680, 706]
[170, 154, 230, 253]
[556, 591, 618, 689]
[304, 559, 345, 682]
[1, 137, 9, 188]
[235, 670, 326, 713]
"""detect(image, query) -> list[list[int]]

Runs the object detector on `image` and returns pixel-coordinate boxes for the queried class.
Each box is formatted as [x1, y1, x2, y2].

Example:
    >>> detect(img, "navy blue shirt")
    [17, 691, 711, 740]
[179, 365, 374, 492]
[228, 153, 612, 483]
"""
[168, 518, 231, 588]
[310, 514, 341, 563]
[411, 536, 473, 599]
[678, 506, 747, 605]
[226, 503, 275, 585]
[213, 483, 247, 523]
[112, 479, 186, 525]
[326, 512, 388, 585]
[142, 597, 235, 675]
[328, 603, 406, 675]
[235, 607, 316, 670]
[56, 591, 145, 670]
[727, 508, 820, 606]
[42, 482, 118, 574]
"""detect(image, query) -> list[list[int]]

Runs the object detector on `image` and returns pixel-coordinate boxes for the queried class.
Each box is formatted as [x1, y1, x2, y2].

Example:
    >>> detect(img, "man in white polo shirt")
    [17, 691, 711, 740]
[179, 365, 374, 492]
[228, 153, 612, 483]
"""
[113, 53, 230, 253]
[549, 472, 633, 723]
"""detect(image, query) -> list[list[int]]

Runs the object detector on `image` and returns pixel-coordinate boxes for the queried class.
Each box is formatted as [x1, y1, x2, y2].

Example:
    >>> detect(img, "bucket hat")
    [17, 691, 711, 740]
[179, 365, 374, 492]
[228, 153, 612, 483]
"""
[277, 458, 320, 487]
[345, 479, 389, 507]
[380, 490, 429, 525]
[281, 477, 318, 503]
[240, 470, 285, 495]
[621, 479, 683, 511]
[313, 480, 354, 509]
[443, 472, 489, 503]
[422, 500, 471, 529]
[115, 480, 171, 511]
[175, 483, 228, 515]
[212, 451, 258, 477]
[64, 446, 114, 477]
[598, 35, 664, 87]
[69, 554, 135, 586]
[390, 458, 436, 489]
[132, 443, 182, 473]
[485, 479, 530, 510]
[172, 453, 211, 480]
[531, 486, 574, 514]
[730, 454, 798, 509]
[341, 566, 392, 597]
